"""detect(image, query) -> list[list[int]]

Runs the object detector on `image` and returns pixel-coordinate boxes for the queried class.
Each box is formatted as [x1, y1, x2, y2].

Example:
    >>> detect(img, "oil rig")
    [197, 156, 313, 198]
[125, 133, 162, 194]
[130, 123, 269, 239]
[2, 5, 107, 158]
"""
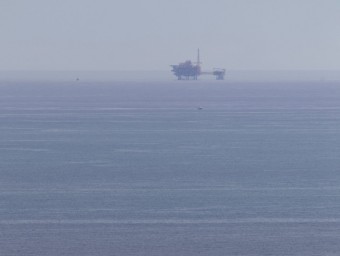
[171, 49, 225, 80]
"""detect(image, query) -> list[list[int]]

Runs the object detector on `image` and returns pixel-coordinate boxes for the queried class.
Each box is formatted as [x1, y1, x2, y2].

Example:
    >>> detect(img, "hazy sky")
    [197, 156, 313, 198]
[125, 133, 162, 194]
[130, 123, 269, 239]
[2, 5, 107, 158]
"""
[1, 0, 340, 71]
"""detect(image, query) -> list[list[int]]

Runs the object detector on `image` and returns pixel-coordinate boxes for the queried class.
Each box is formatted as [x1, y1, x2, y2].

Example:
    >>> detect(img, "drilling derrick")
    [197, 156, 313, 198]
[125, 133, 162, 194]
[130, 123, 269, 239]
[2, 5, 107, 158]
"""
[171, 49, 225, 80]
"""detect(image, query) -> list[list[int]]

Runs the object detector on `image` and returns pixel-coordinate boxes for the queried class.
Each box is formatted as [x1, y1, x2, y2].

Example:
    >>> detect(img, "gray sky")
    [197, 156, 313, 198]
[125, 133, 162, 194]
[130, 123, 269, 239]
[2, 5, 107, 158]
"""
[1, 0, 340, 71]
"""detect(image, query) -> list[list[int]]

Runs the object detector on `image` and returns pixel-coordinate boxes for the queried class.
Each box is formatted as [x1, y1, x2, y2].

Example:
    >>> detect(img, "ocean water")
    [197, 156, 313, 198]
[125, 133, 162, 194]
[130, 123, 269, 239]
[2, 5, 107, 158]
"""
[0, 80, 340, 256]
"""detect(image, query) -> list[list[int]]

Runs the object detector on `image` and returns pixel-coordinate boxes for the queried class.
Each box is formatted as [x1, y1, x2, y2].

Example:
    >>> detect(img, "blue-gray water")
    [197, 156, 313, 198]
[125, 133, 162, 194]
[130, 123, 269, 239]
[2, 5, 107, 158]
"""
[1, 80, 340, 255]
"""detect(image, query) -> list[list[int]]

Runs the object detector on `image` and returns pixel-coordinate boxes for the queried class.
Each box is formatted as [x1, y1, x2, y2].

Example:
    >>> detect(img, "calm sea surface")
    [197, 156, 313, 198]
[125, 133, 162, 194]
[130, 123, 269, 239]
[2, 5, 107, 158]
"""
[1, 80, 340, 255]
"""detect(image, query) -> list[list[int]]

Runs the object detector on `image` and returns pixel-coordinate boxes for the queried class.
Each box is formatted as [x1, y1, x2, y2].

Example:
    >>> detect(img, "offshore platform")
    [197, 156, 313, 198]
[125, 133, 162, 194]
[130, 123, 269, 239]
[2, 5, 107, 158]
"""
[171, 49, 225, 80]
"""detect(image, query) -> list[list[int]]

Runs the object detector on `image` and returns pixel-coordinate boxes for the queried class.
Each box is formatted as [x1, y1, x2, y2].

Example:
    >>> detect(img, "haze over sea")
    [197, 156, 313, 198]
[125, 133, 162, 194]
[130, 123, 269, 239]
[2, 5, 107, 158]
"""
[1, 77, 340, 255]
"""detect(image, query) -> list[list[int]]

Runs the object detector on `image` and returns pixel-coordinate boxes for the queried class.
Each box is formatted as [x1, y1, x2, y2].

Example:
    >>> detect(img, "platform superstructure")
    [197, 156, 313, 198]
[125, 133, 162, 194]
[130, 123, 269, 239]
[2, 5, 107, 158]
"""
[171, 49, 225, 80]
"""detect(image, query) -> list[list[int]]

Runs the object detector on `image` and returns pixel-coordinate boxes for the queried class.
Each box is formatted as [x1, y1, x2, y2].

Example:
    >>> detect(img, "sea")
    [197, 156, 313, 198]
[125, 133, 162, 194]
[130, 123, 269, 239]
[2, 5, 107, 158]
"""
[1, 79, 340, 256]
